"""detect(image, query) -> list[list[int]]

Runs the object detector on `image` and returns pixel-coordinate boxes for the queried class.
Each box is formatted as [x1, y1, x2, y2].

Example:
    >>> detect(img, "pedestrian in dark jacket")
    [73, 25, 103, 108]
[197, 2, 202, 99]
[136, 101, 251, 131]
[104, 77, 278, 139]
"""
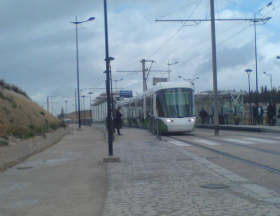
[115, 106, 123, 135]
[267, 103, 274, 126]
[252, 103, 258, 125]
[199, 108, 208, 125]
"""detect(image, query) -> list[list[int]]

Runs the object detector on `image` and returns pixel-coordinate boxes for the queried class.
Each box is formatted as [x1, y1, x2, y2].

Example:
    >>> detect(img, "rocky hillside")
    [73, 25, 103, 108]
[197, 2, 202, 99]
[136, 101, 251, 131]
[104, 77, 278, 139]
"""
[0, 81, 65, 146]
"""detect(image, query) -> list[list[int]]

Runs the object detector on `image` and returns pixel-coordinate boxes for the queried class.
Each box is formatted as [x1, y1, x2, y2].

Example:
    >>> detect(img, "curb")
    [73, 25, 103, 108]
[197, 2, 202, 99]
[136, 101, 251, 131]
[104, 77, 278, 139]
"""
[0, 127, 72, 171]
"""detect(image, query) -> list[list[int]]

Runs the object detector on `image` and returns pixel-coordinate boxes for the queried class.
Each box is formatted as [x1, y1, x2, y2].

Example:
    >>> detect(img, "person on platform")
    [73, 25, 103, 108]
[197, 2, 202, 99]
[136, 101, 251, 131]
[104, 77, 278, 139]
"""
[252, 103, 258, 125]
[267, 103, 274, 126]
[115, 106, 123, 135]
[257, 104, 264, 125]
[199, 108, 208, 125]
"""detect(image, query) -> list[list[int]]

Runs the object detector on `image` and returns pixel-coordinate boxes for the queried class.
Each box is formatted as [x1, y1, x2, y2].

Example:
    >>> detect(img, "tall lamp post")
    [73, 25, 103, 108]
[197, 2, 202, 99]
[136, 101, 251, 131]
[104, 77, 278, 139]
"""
[245, 69, 252, 125]
[71, 16, 95, 129]
[113, 79, 123, 91]
[263, 71, 272, 103]
[65, 100, 68, 119]
[88, 92, 93, 125]
[167, 61, 178, 82]
[81, 95, 86, 125]
[104, 0, 114, 156]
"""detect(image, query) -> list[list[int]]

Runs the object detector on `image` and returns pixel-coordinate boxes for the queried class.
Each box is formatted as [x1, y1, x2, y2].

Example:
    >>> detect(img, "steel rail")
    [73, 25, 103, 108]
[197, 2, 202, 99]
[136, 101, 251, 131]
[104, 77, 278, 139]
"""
[169, 136, 280, 175]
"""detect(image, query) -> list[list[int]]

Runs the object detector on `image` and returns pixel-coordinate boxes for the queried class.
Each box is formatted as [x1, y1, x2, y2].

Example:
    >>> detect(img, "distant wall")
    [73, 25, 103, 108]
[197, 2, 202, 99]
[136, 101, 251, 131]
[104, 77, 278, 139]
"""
[0, 127, 72, 171]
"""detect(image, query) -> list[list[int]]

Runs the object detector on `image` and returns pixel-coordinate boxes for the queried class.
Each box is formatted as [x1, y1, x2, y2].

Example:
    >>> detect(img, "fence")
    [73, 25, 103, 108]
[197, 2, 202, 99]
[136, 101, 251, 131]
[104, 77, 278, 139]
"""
[148, 115, 162, 141]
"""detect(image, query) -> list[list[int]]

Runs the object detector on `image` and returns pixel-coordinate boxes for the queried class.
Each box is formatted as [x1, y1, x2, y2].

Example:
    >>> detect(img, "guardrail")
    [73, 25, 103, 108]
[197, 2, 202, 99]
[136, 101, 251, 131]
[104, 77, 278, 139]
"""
[149, 116, 162, 141]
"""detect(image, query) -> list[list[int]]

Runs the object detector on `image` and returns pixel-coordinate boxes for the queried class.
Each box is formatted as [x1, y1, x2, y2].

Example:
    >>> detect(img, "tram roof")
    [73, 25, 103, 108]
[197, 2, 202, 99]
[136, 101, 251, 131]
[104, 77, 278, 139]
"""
[92, 82, 195, 106]
[195, 90, 246, 101]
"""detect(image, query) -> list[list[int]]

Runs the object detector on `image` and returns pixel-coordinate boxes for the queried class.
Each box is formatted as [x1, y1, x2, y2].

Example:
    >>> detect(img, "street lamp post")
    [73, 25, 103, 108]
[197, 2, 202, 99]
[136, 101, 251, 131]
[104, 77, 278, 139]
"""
[113, 79, 123, 91]
[245, 69, 252, 125]
[81, 95, 86, 125]
[167, 61, 178, 82]
[104, 0, 114, 156]
[71, 16, 95, 129]
[88, 92, 93, 125]
[65, 100, 68, 119]
[263, 71, 272, 103]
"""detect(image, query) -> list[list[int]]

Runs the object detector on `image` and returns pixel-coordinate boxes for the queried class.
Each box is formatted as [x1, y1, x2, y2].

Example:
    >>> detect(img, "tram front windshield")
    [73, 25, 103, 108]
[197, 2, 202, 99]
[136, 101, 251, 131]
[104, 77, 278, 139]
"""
[156, 88, 194, 118]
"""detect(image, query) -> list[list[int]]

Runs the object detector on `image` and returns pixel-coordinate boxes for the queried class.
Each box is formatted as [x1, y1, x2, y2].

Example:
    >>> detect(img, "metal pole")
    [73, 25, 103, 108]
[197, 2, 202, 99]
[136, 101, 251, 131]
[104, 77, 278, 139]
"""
[168, 60, 170, 82]
[104, 0, 113, 156]
[210, 0, 219, 135]
[75, 91, 77, 124]
[47, 96, 49, 112]
[248, 73, 252, 125]
[75, 16, 82, 129]
[141, 59, 147, 91]
[254, 14, 259, 105]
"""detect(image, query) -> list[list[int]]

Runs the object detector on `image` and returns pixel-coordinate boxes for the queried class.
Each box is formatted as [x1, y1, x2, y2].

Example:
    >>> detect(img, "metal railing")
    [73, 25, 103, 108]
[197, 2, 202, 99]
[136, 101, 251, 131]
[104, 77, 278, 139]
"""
[148, 115, 162, 140]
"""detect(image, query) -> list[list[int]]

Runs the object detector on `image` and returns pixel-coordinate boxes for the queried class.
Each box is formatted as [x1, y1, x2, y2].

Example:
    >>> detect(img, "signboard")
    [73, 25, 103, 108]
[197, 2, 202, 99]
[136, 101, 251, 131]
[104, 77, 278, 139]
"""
[153, 77, 168, 85]
[120, 90, 133, 98]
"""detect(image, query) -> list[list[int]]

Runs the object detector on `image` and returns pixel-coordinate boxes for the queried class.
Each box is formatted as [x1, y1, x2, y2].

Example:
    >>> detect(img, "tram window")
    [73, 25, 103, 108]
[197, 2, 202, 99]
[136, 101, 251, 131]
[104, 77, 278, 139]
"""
[137, 99, 143, 119]
[156, 88, 194, 118]
[131, 101, 136, 119]
[146, 95, 153, 116]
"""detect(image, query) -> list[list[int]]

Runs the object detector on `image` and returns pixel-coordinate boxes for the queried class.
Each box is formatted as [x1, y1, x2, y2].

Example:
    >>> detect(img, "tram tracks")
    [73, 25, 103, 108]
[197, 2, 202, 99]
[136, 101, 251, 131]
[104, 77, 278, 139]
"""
[167, 135, 280, 175]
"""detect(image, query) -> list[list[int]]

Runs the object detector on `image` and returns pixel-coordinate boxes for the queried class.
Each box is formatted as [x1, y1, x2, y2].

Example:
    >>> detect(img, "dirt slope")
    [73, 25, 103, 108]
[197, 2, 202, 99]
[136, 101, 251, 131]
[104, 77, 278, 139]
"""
[0, 87, 63, 145]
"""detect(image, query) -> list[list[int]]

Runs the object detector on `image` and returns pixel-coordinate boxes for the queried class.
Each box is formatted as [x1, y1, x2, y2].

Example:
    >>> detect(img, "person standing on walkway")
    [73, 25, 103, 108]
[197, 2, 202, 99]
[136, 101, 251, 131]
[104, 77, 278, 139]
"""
[252, 104, 258, 125]
[267, 103, 274, 126]
[115, 106, 123, 135]
[199, 108, 208, 125]
[257, 104, 264, 125]
[272, 103, 277, 126]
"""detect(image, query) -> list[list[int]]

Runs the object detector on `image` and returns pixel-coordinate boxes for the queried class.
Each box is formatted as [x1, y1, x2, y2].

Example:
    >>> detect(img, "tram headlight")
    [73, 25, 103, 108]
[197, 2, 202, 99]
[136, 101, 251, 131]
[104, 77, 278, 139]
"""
[167, 119, 173, 123]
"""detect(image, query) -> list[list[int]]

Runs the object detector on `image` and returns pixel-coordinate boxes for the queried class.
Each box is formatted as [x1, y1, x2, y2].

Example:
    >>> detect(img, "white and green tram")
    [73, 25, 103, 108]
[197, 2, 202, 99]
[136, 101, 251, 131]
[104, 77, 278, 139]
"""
[117, 82, 196, 133]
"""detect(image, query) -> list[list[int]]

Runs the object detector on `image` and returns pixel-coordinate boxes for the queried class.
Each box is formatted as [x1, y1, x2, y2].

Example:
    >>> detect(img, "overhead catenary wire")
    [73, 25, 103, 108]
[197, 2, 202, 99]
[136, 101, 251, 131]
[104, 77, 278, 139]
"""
[155, 0, 200, 20]
[224, 0, 266, 17]
[172, 24, 252, 70]
[170, 20, 248, 59]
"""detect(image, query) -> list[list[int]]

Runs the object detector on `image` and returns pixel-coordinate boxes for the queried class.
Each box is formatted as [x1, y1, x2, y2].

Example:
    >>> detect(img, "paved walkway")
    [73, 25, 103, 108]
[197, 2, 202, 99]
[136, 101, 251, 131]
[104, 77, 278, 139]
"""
[101, 126, 280, 216]
[1, 124, 280, 215]
[0, 125, 108, 216]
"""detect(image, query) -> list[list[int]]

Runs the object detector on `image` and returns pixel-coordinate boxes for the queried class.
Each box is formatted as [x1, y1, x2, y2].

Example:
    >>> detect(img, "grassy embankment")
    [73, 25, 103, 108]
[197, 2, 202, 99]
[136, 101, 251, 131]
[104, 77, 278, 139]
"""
[0, 80, 66, 147]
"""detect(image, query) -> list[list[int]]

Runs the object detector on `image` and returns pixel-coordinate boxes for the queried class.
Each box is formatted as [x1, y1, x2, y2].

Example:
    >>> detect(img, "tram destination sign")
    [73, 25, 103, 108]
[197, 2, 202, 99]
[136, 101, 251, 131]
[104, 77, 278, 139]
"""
[120, 90, 133, 98]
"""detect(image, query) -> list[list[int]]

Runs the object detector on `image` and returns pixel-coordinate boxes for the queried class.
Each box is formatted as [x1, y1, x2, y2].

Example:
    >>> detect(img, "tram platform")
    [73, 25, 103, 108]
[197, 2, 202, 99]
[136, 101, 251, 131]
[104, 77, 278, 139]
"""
[197, 123, 280, 133]
[1, 125, 280, 215]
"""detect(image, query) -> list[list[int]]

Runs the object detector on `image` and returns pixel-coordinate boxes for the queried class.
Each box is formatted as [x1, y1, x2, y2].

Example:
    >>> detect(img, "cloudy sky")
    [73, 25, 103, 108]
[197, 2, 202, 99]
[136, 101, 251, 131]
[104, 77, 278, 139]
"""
[1, 0, 280, 115]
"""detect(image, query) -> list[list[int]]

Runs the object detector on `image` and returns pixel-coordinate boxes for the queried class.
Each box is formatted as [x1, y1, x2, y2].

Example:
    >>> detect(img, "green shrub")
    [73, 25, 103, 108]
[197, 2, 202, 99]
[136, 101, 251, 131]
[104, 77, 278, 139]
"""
[39, 111, 45, 116]
[0, 140, 8, 146]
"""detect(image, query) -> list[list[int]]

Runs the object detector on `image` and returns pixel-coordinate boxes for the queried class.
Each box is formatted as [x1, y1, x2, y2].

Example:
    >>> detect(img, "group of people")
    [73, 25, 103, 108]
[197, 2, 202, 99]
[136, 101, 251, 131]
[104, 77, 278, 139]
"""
[253, 103, 280, 126]
[199, 103, 280, 126]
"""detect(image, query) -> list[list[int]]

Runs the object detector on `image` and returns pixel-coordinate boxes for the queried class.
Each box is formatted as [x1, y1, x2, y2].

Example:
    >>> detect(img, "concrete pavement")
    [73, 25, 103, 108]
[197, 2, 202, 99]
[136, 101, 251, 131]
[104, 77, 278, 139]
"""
[0, 125, 108, 216]
[101, 126, 280, 216]
[1, 124, 280, 215]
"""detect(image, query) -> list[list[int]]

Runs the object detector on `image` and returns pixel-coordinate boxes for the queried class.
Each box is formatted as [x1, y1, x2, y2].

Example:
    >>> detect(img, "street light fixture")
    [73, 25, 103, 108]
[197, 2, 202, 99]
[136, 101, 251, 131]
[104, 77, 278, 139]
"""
[167, 61, 178, 82]
[245, 69, 252, 125]
[113, 79, 123, 91]
[81, 95, 86, 125]
[263, 71, 273, 103]
[276, 56, 280, 60]
[65, 100, 68, 119]
[88, 92, 93, 125]
[71, 16, 95, 129]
